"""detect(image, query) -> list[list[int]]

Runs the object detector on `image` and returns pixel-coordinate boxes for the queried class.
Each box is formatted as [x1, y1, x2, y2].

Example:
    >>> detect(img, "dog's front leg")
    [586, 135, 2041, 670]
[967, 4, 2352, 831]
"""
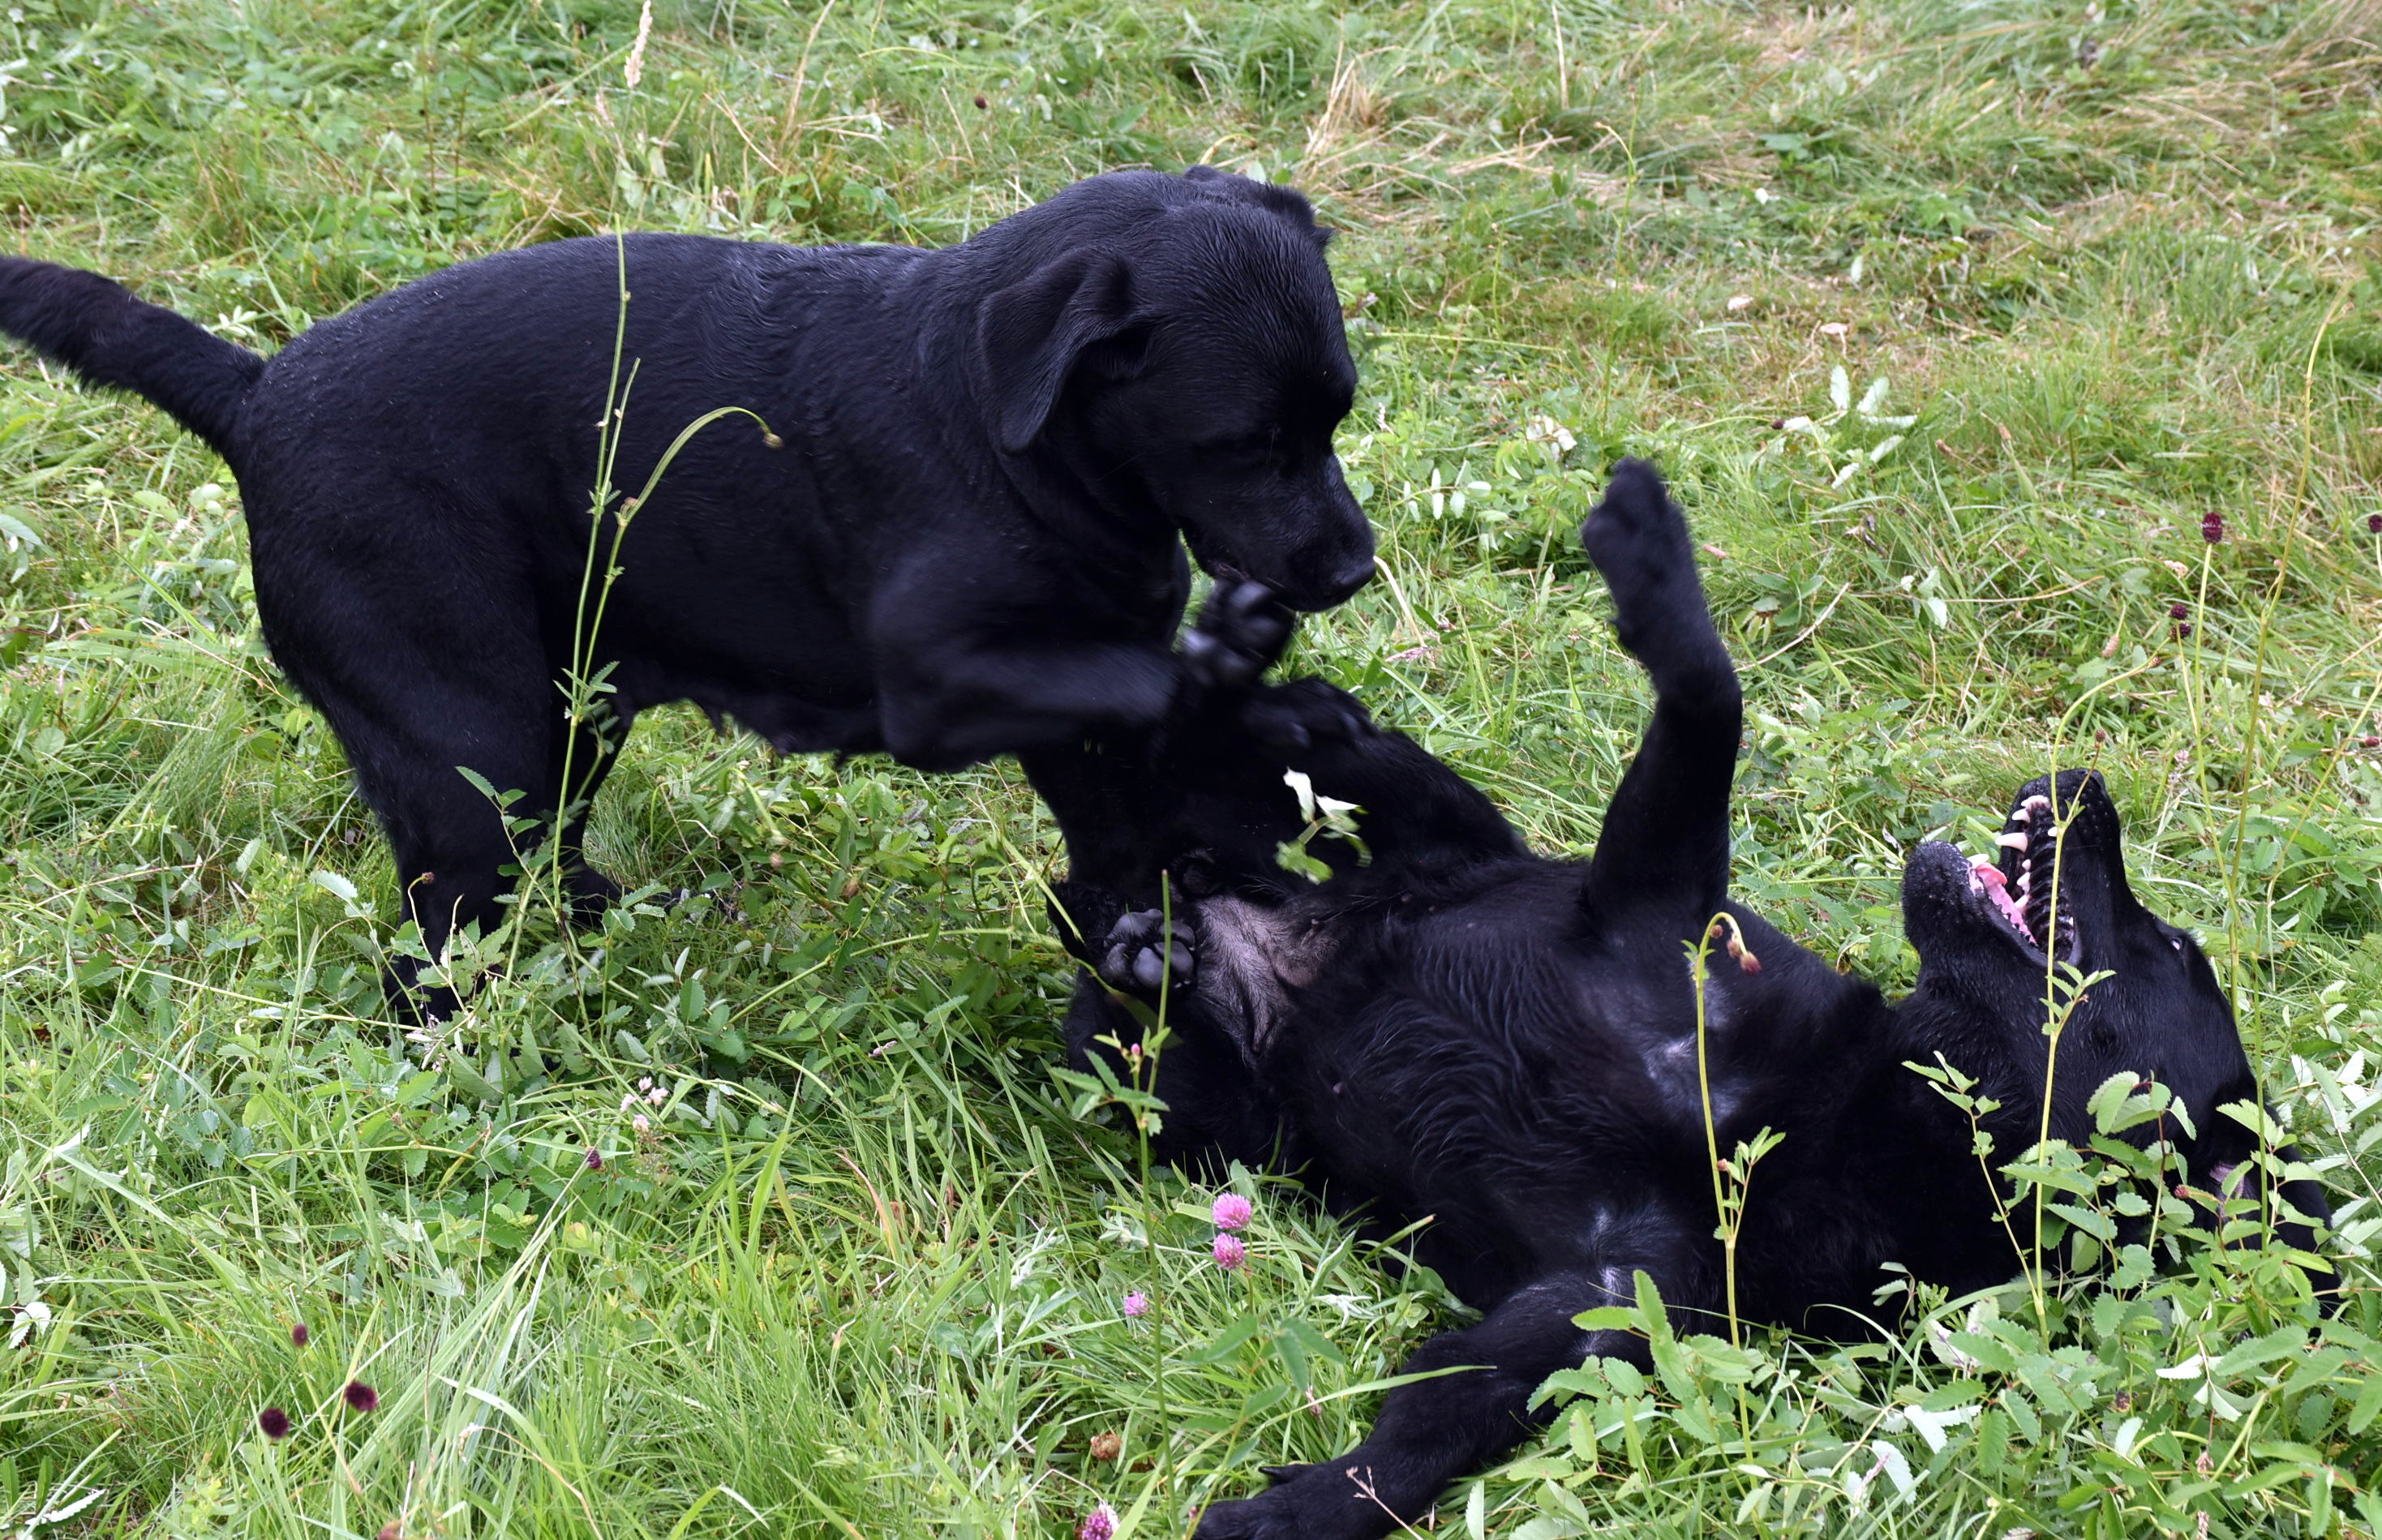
[1576, 459, 1742, 923]
[1195, 1262, 1704, 1540]
[878, 640, 1185, 772]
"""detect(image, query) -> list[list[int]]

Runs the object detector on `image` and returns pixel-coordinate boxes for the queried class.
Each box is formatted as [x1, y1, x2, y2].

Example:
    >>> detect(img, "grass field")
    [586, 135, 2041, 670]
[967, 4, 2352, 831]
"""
[1, 0, 2380, 1533]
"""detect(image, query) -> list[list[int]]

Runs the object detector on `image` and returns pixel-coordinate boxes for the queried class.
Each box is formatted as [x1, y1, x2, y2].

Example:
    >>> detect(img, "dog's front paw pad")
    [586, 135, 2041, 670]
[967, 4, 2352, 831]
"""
[1097, 908, 1197, 992]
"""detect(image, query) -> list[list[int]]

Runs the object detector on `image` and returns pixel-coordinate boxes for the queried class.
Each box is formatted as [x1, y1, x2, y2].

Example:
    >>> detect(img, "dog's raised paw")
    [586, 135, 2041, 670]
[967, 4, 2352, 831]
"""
[1242, 679, 1373, 754]
[1099, 907, 1197, 992]
[1182, 580, 1295, 688]
[1579, 458, 1693, 597]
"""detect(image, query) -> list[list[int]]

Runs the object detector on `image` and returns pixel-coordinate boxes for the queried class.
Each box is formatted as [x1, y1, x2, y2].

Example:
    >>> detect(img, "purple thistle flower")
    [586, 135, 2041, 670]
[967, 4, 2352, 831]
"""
[1212, 1192, 1253, 1232]
[1212, 1233, 1247, 1272]
[258, 1406, 290, 1440]
[1079, 1503, 1118, 1540]
[290, 1322, 309, 1348]
[1122, 1291, 1149, 1319]
[344, 1380, 380, 1413]
[2200, 512, 2225, 543]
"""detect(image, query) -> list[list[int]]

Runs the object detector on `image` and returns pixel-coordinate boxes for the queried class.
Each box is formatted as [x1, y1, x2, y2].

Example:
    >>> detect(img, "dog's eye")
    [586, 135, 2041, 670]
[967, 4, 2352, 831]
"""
[2169, 934, 2186, 954]
[1207, 430, 1279, 462]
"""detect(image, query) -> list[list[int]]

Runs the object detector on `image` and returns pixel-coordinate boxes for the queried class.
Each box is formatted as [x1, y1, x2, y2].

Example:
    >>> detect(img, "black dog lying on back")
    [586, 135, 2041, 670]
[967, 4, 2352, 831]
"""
[1054, 461, 2329, 1540]
[0, 167, 1370, 1016]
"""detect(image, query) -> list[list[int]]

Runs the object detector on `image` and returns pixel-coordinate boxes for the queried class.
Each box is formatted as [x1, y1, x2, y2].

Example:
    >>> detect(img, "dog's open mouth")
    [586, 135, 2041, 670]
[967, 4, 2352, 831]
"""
[1963, 790, 2081, 963]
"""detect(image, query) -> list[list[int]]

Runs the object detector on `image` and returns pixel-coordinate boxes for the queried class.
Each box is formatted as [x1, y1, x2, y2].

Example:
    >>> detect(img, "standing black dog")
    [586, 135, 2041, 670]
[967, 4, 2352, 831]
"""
[1055, 461, 2329, 1540]
[0, 167, 1367, 1014]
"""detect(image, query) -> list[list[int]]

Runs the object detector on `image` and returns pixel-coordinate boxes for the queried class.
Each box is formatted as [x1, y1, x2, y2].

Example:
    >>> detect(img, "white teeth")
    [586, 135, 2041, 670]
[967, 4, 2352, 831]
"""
[1997, 831, 2030, 851]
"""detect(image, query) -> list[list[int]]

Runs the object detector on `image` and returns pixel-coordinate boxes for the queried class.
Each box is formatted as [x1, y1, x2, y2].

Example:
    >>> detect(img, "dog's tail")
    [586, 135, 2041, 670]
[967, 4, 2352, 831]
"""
[0, 257, 263, 461]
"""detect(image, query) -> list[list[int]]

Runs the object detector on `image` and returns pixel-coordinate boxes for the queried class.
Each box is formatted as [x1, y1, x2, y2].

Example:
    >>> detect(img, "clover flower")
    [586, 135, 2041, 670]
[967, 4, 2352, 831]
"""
[1213, 1233, 1247, 1272]
[1079, 1503, 1118, 1540]
[2200, 512, 2224, 543]
[344, 1380, 379, 1413]
[1212, 1193, 1253, 1232]
[258, 1406, 290, 1439]
[1122, 1291, 1148, 1319]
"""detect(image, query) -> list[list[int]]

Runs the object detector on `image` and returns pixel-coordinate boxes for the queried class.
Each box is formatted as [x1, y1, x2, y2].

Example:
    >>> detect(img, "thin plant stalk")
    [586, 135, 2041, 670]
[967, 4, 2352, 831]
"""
[1142, 873, 1178, 1521]
[496, 234, 775, 1002]
[2211, 294, 2344, 1245]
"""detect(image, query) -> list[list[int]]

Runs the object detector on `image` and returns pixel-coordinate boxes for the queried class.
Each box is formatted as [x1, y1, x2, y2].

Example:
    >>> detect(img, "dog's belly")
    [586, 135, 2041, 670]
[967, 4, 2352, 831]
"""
[612, 658, 883, 755]
[1195, 895, 1338, 1065]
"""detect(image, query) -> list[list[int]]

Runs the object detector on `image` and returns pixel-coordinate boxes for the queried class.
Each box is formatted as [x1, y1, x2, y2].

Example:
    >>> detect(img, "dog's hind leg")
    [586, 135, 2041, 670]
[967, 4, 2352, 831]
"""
[1575, 459, 1741, 923]
[1194, 1258, 1712, 1540]
[271, 600, 599, 1021]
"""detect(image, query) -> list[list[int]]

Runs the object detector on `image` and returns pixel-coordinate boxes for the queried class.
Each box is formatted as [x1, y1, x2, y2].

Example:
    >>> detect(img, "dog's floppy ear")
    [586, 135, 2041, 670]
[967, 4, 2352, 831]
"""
[976, 248, 1140, 455]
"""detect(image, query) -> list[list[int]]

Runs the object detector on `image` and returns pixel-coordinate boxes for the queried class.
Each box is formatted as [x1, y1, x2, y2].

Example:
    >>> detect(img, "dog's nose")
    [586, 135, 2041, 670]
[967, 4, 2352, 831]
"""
[1289, 558, 1371, 610]
[1324, 555, 1375, 603]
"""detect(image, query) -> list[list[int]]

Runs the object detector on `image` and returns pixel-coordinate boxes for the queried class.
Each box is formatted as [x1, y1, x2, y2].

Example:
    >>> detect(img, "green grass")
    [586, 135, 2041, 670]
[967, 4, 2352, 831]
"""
[1, 0, 2380, 1533]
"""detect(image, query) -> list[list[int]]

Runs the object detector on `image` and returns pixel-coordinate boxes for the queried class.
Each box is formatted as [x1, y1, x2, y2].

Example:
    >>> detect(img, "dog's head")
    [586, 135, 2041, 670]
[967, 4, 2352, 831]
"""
[1899, 769, 2253, 1146]
[974, 167, 1374, 611]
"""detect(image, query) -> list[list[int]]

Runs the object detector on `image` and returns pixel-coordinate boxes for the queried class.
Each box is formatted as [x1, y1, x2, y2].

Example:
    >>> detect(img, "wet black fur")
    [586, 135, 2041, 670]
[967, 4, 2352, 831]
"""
[1054, 461, 2332, 1540]
[0, 167, 1372, 1016]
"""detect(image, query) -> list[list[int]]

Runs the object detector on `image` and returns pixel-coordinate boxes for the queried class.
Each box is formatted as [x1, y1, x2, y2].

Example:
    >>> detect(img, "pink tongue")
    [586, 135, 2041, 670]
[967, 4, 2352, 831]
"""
[1971, 857, 2034, 942]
